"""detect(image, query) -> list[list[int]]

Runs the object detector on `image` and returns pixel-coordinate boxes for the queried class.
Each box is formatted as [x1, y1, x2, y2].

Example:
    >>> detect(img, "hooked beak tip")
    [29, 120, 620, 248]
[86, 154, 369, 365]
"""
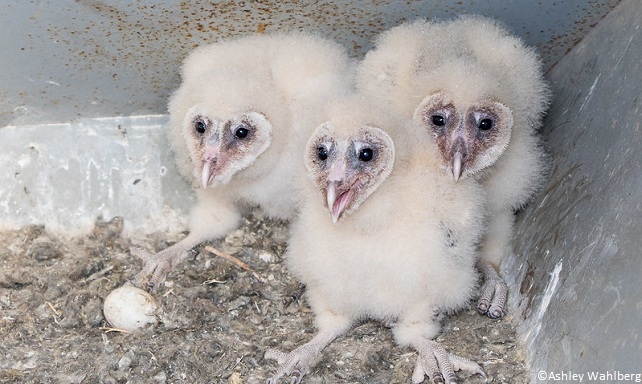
[201, 162, 215, 189]
[452, 152, 464, 182]
[326, 181, 346, 224]
[326, 181, 337, 218]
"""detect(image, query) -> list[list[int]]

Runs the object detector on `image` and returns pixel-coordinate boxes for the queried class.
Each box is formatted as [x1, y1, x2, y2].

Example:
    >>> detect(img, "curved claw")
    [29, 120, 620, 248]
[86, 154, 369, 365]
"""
[477, 278, 508, 319]
[265, 327, 343, 383]
[413, 340, 484, 384]
[130, 247, 162, 290]
[264, 348, 311, 384]
[290, 370, 305, 384]
[477, 262, 508, 319]
[130, 246, 191, 291]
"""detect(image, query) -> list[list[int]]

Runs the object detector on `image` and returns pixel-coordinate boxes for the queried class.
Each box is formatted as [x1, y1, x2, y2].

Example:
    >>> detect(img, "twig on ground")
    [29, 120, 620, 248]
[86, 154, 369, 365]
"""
[204, 246, 267, 283]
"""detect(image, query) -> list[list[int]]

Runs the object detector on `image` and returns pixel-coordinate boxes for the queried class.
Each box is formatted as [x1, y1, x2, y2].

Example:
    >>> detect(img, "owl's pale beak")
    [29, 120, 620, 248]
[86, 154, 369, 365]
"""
[326, 180, 355, 224]
[201, 142, 222, 189]
[201, 161, 216, 189]
[452, 151, 463, 182]
[448, 134, 468, 182]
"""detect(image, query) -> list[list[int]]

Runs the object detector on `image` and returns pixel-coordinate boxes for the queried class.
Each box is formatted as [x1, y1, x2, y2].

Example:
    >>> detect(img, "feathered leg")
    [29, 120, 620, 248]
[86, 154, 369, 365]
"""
[477, 208, 512, 318]
[131, 190, 241, 290]
[130, 236, 199, 290]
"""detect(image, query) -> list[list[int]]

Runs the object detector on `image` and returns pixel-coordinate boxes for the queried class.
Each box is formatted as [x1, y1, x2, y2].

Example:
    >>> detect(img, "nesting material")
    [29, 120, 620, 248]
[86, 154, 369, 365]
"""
[0, 215, 526, 382]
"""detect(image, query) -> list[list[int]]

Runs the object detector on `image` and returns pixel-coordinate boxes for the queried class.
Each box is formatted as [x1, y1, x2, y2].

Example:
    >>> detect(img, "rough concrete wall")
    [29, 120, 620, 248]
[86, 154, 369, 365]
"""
[506, 0, 642, 380]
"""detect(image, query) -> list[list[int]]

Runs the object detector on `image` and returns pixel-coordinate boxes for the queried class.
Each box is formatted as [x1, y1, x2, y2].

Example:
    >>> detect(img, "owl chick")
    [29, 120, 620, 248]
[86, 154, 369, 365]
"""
[356, 16, 550, 318]
[265, 95, 486, 384]
[132, 33, 353, 288]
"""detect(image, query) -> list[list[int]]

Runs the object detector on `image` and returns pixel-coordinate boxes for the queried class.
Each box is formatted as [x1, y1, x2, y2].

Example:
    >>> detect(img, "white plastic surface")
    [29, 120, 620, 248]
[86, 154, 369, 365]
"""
[0, 115, 193, 235]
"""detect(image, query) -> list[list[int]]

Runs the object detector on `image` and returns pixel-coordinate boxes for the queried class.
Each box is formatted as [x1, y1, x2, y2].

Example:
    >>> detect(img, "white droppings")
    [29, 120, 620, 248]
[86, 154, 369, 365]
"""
[258, 251, 276, 263]
[521, 259, 563, 352]
[537, 260, 563, 320]
[536, 194, 549, 210]
[578, 73, 601, 113]
[613, 34, 635, 71]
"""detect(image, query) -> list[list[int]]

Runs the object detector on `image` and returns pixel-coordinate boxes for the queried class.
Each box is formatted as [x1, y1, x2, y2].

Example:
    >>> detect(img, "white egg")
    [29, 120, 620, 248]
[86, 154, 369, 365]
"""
[103, 285, 159, 332]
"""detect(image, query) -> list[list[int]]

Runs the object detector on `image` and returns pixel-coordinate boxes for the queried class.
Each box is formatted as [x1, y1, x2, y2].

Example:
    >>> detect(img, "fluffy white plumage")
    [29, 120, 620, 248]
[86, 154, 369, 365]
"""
[266, 95, 486, 383]
[132, 32, 354, 288]
[356, 15, 550, 318]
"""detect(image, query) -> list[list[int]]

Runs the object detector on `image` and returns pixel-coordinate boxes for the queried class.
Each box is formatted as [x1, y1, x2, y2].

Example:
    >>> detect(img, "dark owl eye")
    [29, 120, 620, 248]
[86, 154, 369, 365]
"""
[194, 118, 207, 134]
[478, 118, 493, 130]
[317, 146, 328, 161]
[358, 148, 373, 162]
[234, 126, 249, 139]
[431, 115, 446, 126]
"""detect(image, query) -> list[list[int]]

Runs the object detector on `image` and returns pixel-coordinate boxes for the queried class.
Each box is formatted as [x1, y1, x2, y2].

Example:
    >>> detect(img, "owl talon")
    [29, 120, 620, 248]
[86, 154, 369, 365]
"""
[477, 261, 508, 318]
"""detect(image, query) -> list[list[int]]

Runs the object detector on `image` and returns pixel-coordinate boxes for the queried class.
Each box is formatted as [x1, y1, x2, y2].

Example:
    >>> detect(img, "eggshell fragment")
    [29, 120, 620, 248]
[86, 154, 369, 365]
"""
[103, 285, 159, 332]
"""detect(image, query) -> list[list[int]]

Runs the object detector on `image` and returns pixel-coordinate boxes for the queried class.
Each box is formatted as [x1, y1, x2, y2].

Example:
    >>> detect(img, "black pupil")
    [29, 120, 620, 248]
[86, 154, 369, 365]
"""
[432, 115, 445, 126]
[195, 120, 206, 134]
[359, 148, 373, 162]
[479, 118, 493, 130]
[235, 126, 249, 139]
[317, 146, 328, 161]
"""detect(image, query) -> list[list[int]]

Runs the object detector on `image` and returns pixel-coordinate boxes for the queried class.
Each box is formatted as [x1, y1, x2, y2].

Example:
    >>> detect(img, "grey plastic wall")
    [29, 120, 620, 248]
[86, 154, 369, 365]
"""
[507, 0, 642, 380]
[0, 0, 620, 127]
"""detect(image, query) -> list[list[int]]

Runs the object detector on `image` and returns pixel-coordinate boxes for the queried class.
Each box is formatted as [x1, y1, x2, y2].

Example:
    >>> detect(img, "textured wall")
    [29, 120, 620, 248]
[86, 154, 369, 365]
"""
[0, 115, 194, 234]
[507, 0, 642, 380]
[0, 0, 620, 126]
